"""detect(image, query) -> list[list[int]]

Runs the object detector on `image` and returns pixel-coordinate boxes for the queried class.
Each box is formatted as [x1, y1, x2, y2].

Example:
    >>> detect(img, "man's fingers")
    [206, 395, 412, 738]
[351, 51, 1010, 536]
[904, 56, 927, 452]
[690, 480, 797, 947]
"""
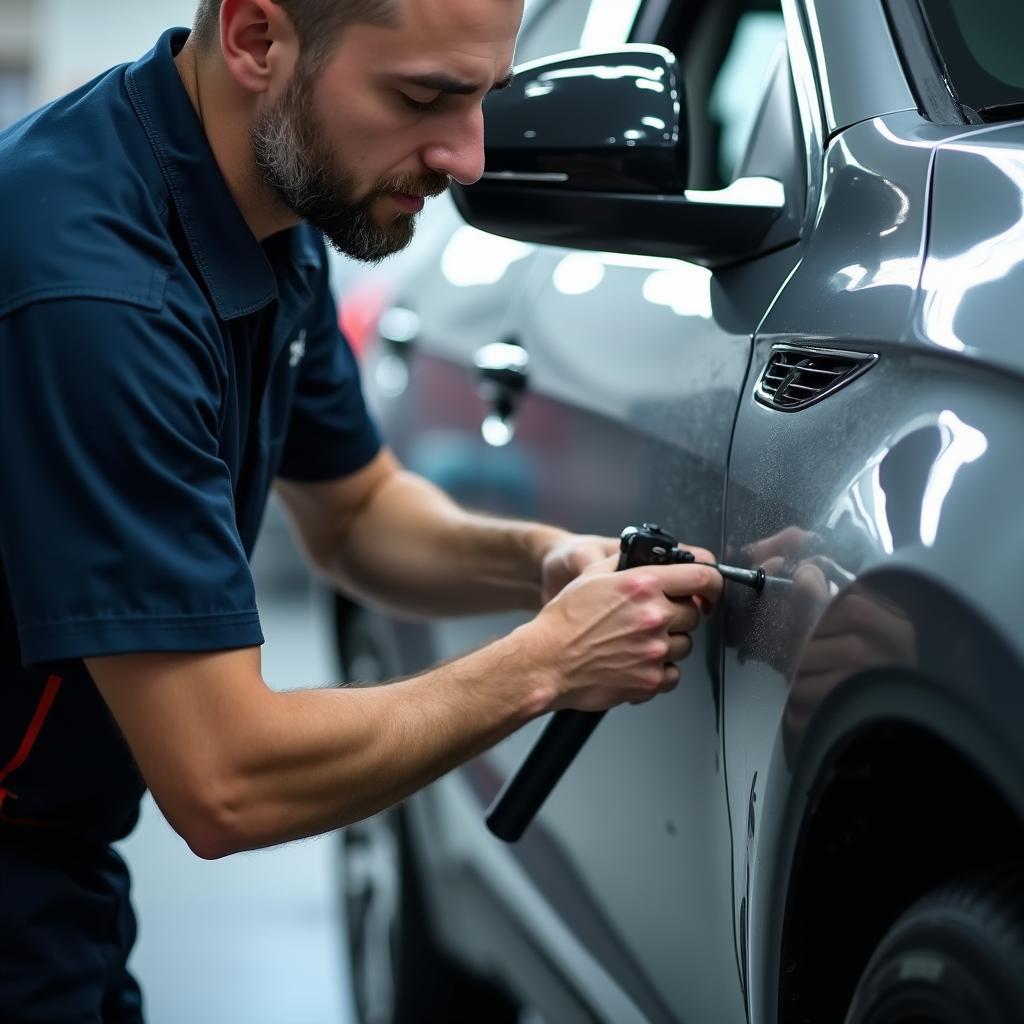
[666, 600, 701, 635]
[629, 662, 681, 705]
[678, 544, 716, 566]
[666, 632, 694, 662]
[571, 537, 620, 569]
[660, 661, 681, 690]
[649, 562, 724, 603]
[582, 552, 621, 576]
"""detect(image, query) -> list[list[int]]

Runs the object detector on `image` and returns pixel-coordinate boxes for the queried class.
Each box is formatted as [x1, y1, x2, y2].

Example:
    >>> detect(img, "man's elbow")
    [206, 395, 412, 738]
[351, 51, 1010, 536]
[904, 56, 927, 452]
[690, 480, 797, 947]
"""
[159, 778, 254, 861]
[182, 818, 243, 861]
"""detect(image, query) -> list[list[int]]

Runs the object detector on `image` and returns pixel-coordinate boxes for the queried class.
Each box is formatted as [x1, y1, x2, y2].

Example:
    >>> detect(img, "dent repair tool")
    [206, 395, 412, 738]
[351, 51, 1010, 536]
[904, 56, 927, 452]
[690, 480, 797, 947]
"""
[486, 523, 770, 842]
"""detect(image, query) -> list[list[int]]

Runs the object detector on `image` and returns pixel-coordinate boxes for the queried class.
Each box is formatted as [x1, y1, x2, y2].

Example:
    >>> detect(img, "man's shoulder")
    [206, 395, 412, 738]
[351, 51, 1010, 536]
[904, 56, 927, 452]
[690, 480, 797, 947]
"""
[0, 65, 174, 320]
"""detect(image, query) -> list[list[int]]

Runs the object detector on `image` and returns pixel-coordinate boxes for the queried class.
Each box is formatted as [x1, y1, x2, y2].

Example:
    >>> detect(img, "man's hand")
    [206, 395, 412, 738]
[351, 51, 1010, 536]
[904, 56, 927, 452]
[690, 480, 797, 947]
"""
[540, 533, 718, 605]
[540, 533, 618, 603]
[522, 554, 724, 712]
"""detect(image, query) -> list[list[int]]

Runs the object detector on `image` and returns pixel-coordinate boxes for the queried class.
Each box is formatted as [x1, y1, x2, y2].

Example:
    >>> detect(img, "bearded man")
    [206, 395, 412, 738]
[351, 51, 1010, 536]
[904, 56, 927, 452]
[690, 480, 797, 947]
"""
[0, 1, 721, 1018]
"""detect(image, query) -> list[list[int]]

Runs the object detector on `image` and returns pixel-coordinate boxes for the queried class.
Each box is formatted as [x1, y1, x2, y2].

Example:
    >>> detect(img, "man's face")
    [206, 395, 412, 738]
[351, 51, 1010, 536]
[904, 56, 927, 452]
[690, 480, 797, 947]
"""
[251, 0, 522, 262]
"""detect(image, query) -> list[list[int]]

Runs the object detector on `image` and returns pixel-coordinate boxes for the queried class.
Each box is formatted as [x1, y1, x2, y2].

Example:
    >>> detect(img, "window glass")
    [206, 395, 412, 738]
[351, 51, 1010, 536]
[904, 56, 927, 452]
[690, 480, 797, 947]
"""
[655, 0, 786, 189]
[918, 0, 1024, 116]
[709, 11, 786, 182]
[515, 0, 641, 65]
[580, 0, 644, 50]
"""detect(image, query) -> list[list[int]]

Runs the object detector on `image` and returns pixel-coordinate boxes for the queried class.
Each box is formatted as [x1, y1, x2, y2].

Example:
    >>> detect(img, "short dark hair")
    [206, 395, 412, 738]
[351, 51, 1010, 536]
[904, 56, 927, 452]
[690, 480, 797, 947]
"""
[193, 0, 400, 67]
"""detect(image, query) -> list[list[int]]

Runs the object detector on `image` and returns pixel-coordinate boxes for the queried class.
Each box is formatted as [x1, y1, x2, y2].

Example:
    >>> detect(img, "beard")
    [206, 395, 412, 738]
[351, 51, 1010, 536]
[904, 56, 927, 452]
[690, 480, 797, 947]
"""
[251, 68, 449, 263]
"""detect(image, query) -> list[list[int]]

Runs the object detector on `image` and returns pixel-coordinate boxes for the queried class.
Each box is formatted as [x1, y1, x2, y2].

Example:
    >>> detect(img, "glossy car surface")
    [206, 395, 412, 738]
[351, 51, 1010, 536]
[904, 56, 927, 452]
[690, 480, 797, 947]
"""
[338, 1, 1024, 1021]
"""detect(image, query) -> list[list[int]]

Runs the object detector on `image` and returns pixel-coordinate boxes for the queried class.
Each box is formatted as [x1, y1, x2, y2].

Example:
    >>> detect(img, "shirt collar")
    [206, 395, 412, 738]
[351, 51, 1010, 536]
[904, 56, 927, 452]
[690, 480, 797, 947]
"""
[126, 28, 319, 321]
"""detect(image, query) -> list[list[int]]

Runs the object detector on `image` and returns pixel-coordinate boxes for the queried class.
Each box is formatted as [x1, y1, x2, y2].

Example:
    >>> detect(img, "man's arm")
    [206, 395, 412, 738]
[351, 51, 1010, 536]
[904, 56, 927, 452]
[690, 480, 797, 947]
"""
[276, 448, 598, 616]
[86, 557, 721, 860]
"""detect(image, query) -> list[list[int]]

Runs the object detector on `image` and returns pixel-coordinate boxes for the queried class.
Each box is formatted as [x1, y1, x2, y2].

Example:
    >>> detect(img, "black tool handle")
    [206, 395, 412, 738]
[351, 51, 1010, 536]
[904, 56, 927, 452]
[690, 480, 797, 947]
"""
[484, 707, 607, 842]
[486, 524, 686, 842]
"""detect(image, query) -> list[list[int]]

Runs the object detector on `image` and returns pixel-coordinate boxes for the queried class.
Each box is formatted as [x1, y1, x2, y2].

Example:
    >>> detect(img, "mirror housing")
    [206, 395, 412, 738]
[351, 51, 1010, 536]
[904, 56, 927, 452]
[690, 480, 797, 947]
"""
[452, 46, 788, 266]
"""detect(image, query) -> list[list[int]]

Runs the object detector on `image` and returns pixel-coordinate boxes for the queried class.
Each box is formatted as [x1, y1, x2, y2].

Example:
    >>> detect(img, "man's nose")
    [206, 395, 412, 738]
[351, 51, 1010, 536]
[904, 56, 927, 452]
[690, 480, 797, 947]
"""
[421, 108, 486, 186]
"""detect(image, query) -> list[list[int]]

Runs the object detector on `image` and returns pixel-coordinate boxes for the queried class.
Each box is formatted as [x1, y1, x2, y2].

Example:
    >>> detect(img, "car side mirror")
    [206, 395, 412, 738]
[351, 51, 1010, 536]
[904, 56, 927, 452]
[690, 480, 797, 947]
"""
[452, 46, 787, 267]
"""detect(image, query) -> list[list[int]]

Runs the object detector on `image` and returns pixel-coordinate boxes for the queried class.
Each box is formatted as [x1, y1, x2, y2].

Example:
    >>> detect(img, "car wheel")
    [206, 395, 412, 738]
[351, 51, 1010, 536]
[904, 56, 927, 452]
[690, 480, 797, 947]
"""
[343, 811, 403, 1024]
[337, 605, 519, 1024]
[844, 866, 1024, 1023]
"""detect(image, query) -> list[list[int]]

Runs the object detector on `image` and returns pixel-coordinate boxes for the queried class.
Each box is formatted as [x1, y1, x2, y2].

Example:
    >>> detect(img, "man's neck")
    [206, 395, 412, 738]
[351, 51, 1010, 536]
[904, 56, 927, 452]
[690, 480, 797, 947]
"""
[173, 41, 300, 243]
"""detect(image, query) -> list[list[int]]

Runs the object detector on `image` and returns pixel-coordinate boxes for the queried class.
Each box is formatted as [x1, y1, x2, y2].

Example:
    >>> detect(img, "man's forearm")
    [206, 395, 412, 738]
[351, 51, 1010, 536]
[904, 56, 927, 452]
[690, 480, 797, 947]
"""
[204, 628, 553, 856]
[320, 469, 569, 616]
[90, 552, 722, 860]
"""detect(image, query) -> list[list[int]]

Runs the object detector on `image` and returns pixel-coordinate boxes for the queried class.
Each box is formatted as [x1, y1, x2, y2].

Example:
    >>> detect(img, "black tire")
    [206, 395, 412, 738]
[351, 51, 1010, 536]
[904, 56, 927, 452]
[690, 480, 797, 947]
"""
[337, 605, 518, 1024]
[342, 809, 441, 1024]
[844, 866, 1024, 1024]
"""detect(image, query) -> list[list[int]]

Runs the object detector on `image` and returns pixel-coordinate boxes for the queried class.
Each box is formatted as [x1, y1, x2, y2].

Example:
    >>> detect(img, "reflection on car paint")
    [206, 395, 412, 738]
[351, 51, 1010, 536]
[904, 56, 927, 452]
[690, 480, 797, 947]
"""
[440, 225, 534, 287]
[918, 412, 987, 547]
[642, 264, 713, 317]
[920, 141, 1024, 355]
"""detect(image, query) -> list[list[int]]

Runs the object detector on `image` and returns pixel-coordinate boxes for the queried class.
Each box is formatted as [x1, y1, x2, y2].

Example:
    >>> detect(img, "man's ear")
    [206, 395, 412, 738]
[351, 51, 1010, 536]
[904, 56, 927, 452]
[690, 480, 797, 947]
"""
[219, 0, 299, 95]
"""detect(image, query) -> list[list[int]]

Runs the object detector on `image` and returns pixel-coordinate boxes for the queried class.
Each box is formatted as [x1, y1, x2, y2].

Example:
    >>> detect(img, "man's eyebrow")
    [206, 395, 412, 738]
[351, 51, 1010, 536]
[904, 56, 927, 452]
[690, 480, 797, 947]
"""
[402, 70, 515, 95]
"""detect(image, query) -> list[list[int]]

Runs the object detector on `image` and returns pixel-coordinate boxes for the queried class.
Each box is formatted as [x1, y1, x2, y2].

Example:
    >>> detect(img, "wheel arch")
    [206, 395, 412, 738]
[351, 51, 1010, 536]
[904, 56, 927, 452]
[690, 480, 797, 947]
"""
[752, 566, 1024, 1023]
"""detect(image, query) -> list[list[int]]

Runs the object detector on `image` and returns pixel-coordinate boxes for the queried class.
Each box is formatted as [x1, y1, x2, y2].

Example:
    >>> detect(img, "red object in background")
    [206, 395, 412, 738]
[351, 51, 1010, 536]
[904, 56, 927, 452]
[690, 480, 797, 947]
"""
[338, 276, 392, 362]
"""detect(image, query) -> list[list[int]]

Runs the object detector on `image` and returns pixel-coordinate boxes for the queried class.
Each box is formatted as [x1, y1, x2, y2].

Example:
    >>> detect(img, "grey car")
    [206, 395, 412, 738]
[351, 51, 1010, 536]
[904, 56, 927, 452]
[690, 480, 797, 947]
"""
[336, 0, 1024, 1021]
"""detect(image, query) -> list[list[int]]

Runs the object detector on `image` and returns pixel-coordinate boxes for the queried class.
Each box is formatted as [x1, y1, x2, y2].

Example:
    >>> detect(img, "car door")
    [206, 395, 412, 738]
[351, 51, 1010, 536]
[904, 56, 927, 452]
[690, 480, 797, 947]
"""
[437, 2, 810, 1020]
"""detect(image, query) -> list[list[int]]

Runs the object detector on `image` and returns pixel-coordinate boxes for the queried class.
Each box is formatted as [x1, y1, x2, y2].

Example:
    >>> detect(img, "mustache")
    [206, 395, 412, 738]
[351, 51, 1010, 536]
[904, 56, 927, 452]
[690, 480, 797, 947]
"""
[375, 170, 450, 200]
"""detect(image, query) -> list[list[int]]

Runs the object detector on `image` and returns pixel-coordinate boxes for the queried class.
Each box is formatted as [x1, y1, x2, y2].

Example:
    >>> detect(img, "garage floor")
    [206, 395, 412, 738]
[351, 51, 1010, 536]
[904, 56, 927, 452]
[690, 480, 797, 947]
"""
[117, 563, 358, 1024]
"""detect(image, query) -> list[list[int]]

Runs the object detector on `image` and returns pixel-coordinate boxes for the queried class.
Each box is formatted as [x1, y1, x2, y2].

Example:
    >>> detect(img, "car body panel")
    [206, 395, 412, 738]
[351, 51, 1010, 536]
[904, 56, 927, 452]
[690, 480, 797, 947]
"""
[917, 121, 1024, 376]
[472, 240, 803, 1023]
[723, 112, 1024, 1019]
[373, 242, 802, 1024]
[729, 344, 1024, 1021]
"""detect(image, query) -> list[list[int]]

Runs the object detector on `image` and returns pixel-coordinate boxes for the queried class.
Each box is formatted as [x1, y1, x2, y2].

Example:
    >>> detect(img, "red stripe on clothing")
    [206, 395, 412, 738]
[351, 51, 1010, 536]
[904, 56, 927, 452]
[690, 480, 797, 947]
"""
[0, 674, 63, 814]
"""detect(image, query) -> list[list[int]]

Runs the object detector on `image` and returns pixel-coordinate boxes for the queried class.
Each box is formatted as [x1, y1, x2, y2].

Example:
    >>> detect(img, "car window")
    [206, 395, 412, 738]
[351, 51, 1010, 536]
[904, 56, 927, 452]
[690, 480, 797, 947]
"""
[515, 0, 643, 65]
[917, 0, 1024, 118]
[709, 11, 786, 184]
[647, 0, 786, 190]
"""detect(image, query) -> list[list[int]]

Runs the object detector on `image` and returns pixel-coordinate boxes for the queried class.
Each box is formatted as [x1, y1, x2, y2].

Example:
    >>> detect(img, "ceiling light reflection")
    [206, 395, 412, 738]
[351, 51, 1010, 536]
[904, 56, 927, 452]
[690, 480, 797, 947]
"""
[540, 64, 665, 85]
[831, 257, 918, 293]
[524, 81, 554, 99]
[685, 177, 784, 207]
[919, 411, 987, 547]
[441, 226, 533, 288]
[921, 150, 1024, 352]
[642, 263, 713, 317]
[553, 253, 606, 295]
[878, 177, 910, 237]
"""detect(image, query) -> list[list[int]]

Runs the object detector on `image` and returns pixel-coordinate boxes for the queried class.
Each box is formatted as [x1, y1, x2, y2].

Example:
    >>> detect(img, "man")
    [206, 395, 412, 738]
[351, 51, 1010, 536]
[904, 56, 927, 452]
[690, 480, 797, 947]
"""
[0, 0, 722, 1019]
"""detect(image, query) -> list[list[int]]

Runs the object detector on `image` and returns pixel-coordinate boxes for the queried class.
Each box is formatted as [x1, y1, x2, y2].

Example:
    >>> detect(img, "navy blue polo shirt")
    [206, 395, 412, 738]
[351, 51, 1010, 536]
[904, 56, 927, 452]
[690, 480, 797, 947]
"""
[0, 29, 381, 843]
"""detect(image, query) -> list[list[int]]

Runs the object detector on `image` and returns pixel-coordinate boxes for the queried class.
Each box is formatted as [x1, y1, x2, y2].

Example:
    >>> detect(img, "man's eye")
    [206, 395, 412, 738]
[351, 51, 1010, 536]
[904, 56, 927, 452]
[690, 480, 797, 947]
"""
[400, 92, 441, 112]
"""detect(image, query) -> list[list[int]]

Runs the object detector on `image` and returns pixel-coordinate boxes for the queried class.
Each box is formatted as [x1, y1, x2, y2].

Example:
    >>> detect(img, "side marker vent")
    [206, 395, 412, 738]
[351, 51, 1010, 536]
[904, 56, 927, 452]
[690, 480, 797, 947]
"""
[755, 345, 877, 411]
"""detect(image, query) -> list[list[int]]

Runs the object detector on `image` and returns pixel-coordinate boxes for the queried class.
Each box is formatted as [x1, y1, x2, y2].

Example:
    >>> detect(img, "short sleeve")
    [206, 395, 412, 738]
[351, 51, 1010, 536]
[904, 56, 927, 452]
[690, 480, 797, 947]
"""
[276, 257, 381, 482]
[0, 298, 263, 666]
